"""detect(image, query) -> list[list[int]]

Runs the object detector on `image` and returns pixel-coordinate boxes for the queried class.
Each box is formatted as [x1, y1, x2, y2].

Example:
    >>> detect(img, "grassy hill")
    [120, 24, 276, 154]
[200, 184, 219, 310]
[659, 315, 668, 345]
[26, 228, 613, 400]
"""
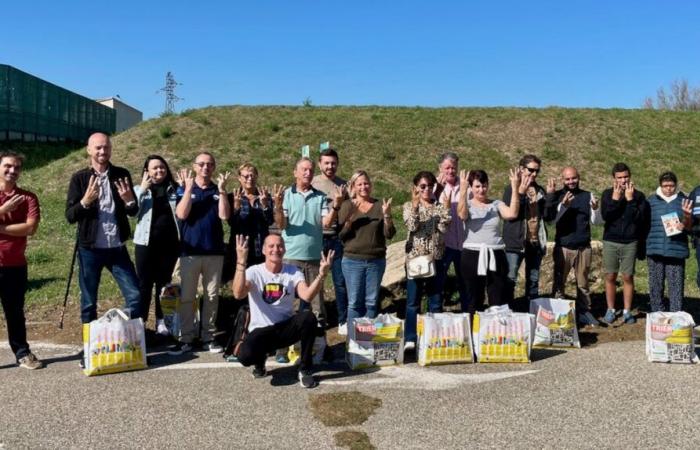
[5, 105, 700, 308]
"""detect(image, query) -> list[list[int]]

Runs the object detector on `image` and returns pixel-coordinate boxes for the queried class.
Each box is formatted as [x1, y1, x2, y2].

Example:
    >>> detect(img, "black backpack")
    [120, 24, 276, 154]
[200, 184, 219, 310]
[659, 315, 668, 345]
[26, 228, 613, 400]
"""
[223, 304, 250, 358]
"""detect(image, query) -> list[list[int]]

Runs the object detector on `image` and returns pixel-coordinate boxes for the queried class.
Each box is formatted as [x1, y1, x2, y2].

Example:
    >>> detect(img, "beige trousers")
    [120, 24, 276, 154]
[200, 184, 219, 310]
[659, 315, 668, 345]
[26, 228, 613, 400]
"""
[552, 245, 592, 312]
[178, 255, 223, 343]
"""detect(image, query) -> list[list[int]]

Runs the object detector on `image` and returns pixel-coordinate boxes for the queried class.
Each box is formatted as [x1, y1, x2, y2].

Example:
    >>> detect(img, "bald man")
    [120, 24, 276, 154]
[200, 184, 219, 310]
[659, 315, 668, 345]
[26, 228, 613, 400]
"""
[546, 166, 602, 326]
[66, 133, 141, 367]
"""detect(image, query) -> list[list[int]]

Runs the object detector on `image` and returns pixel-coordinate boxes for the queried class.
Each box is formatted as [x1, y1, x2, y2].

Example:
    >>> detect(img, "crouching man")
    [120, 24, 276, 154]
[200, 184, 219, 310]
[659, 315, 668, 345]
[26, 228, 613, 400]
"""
[232, 234, 334, 388]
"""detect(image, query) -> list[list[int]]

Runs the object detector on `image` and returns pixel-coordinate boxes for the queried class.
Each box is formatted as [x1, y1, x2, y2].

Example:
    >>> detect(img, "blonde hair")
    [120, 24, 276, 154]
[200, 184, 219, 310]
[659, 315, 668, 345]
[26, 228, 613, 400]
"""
[237, 163, 258, 177]
[347, 170, 371, 199]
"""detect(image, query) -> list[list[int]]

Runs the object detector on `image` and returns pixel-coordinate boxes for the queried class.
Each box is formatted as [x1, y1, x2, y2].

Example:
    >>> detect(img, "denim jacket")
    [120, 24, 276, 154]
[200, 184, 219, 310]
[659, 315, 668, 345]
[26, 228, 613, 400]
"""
[133, 184, 179, 245]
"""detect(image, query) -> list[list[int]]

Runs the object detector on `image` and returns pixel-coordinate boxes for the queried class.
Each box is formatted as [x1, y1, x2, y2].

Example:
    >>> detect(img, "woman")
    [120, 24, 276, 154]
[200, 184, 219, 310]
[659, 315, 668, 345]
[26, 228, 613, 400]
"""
[133, 155, 180, 335]
[402, 171, 452, 350]
[646, 171, 692, 312]
[338, 170, 396, 330]
[457, 168, 530, 314]
[224, 163, 274, 283]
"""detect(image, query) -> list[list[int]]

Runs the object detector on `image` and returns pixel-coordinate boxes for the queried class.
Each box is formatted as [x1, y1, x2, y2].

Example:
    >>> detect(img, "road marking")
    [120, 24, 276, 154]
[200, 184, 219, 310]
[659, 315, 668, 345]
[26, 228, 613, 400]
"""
[0, 341, 81, 358]
[323, 366, 540, 390]
[152, 361, 289, 370]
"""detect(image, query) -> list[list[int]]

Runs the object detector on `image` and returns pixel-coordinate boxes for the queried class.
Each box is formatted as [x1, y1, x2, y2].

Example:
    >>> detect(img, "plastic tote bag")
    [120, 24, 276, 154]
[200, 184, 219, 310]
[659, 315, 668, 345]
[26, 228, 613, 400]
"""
[417, 313, 473, 366]
[646, 311, 698, 364]
[159, 283, 181, 337]
[473, 305, 534, 363]
[82, 308, 148, 376]
[529, 298, 581, 348]
[346, 314, 404, 370]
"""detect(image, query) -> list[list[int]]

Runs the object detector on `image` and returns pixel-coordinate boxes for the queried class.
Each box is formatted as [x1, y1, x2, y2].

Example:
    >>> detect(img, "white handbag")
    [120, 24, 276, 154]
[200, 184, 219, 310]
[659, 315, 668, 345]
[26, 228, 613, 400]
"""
[406, 254, 435, 279]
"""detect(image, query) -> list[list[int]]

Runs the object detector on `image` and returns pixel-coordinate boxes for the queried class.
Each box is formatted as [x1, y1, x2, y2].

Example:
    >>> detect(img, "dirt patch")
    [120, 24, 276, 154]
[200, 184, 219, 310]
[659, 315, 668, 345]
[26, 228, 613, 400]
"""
[334, 431, 375, 450]
[308, 391, 382, 427]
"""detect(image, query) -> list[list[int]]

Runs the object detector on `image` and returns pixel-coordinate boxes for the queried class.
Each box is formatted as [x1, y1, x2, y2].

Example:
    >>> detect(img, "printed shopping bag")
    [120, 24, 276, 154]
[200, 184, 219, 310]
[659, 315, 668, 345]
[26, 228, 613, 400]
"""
[473, 305, 534, 363]
[82, 308, 147, 376]
[646, 311, 698, 363]
[288, 336, 327, 365]
[159, 283, 181, 336]
[346, 314, 404, 369]
[417, 313, 473, 366]
[529, 298, 581, 348]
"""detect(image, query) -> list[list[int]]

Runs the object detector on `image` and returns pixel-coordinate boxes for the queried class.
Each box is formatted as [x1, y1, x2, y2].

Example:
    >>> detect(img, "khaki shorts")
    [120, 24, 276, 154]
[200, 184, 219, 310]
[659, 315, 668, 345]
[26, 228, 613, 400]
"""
[602, 240, 637, 275]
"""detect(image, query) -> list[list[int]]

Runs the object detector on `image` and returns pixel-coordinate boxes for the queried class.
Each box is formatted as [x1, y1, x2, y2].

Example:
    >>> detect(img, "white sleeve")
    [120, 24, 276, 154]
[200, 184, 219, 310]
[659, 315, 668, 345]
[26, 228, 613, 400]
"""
[590, 205, 603, 225]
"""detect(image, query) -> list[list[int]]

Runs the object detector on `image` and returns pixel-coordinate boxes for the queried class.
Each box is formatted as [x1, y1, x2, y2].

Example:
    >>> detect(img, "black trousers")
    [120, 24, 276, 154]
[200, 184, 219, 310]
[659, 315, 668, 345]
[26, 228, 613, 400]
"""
[135, 241, 179, 322]
[238, 311, 318, 372]
[460, 249, 511, 314]
[0, 265, 30, 360]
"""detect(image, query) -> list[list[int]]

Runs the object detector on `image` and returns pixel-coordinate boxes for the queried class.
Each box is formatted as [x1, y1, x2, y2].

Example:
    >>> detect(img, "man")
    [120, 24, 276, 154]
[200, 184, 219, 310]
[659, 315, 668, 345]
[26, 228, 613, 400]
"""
[687, 177, 700, 305]
[232, 234, 333, 388]
[311, 148, 349, 335]
[0, 151, 43, 369]
[169, 152, 231, 355]
[546, 166, 602, 326]
[502, 155, 548, 309]
[434, 152, 469, 312]
[600, 163, 647, 325]
[66, 133, 141, 367]
[273, 157, 340, 330]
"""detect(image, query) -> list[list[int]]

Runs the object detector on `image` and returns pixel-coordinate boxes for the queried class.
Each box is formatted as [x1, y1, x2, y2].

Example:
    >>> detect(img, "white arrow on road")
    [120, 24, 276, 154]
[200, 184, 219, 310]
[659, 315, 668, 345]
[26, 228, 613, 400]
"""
[323, 366, 540, 390]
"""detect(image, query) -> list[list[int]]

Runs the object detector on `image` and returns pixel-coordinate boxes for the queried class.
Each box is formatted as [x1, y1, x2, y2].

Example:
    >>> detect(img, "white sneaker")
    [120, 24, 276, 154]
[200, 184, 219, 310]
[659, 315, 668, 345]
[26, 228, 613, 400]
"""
[205, 341, 223, 354]
[156, 320, 170, 336]
[337, 322, 347, 336]
[404, 341, 416, 352]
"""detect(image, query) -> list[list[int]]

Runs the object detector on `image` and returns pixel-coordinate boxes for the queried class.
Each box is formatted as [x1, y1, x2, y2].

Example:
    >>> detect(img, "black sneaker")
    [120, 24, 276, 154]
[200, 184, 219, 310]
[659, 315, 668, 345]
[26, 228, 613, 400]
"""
[167, 342, 193, 356]
[77, 350, 85, 369]
[298, 370, 318, 388]
[252, 365, 267, 379]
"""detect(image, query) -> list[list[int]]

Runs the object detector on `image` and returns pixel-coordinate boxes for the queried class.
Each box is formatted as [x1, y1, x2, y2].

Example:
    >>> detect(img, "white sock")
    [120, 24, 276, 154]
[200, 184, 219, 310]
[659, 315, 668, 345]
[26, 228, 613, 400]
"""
[623, 309, 629, 315]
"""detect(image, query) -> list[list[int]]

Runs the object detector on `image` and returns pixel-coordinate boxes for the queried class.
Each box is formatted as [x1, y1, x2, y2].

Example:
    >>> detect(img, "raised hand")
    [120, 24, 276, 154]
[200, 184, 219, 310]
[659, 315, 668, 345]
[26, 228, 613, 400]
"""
[235, 234, 249, 262]
[590, 193, 599, 210]
[682, 198, 693, 216]
[140, 171, 152, 192]
[81, 175, 100, 207]
[115, 177, 135, 203]
[624, 181, 635, 201]
[382, 197, 393, 216]
[411, 185, 421, 208]
[332, 184, 347, 208]
[217, 171, 232, 193]
[232, 187, 243, 211]
[0, 194, 25, 216]
[561, 191, 574, 207]
[459, 169, 470, 192]
[259, 186, 270, 209]
[319, 249, 335, 277]
[272, 184, 285, 205]
[178, 169, 194, 190]
[435, 173, 446, 198]
[546, 178, 556, 194]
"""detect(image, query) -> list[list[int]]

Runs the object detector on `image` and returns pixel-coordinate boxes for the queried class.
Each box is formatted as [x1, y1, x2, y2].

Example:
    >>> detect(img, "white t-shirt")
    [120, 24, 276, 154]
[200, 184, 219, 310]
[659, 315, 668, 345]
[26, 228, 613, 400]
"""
[245, 263, 305, 332]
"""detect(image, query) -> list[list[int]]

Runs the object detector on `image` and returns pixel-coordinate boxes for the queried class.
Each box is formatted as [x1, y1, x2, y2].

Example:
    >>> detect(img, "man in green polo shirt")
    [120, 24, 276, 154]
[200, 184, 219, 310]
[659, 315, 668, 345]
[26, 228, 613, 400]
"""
[273, 157, 342, 331]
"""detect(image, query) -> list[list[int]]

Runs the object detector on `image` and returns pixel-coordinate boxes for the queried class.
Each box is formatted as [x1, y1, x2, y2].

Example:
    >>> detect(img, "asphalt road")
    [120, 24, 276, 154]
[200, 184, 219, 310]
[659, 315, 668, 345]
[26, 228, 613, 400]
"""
[0, 340, 698, 449]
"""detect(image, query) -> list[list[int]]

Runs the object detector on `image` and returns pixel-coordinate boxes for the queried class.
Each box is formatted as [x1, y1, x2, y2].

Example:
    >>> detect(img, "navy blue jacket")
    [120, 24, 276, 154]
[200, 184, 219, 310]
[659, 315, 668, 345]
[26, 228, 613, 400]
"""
[646, 192, 689, 259]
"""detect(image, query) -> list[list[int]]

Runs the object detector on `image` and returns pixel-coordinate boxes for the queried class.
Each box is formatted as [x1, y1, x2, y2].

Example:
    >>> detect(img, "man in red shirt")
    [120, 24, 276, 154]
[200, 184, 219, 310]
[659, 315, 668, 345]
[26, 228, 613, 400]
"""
[0, 151, 43, 369]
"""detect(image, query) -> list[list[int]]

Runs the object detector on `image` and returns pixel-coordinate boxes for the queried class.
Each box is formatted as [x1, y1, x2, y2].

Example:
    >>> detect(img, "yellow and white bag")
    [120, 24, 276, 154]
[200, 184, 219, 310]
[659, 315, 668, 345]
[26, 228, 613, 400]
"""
[346, 314, 404, 370]
[645, 312, 698, 364]
[82, 308, 147, 376]
[473, 305, 534, 363]
[417, 313, 473, 366]
[529, 298, 580, 348]
[159, 283, 181, 336]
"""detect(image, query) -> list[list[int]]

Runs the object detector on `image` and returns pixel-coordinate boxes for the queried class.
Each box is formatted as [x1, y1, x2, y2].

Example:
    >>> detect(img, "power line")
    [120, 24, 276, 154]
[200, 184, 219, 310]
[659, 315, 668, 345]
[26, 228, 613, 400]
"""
[156, 71, 183, 114]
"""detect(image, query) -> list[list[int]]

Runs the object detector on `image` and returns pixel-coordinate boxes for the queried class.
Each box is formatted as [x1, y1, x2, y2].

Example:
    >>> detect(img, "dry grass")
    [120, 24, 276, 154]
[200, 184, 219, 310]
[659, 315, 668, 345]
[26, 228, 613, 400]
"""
[308, 391, 382, 427]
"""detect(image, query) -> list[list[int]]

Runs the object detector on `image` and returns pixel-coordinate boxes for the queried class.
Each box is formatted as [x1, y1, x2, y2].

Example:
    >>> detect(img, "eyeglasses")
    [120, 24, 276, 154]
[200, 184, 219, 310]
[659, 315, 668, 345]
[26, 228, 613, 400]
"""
[524, 167, 540, 174]
[195, 162, 215, 167]
[418, 184, 434, 190]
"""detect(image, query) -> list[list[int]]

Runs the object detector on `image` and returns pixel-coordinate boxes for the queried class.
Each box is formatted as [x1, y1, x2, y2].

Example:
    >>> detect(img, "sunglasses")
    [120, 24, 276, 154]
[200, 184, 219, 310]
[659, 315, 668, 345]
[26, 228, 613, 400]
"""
[418, 184, 434, 190]
[524, 167, 540, 174]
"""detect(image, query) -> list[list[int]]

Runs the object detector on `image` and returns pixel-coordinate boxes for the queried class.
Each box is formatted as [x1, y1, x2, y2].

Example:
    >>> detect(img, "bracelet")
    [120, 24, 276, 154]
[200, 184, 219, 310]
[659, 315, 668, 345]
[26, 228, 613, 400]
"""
[219, 191, 227, 195]
[236, 262, 246, 267]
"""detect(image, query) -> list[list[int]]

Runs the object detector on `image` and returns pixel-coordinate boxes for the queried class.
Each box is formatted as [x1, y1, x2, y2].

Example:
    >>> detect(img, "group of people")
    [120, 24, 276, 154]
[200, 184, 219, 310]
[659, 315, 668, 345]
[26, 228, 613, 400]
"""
[1, 133, 699, 388]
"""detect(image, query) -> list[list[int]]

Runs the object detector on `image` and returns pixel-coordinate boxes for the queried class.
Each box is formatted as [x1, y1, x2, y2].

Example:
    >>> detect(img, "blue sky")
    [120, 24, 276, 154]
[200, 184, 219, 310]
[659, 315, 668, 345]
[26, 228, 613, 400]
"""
[3, 1, 699, 118]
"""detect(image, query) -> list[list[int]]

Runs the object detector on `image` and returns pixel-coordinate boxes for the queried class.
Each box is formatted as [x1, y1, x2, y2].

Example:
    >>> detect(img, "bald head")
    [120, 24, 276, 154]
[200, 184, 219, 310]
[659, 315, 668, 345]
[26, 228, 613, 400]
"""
[86, 132, 112, 170]
[561, 166, 580, 190]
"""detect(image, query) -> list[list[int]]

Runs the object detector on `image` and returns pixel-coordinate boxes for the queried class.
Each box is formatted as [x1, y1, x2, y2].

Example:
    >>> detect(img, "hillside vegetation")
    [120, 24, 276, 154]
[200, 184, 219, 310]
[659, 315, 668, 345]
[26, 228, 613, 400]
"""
[4, 105, 700, 307]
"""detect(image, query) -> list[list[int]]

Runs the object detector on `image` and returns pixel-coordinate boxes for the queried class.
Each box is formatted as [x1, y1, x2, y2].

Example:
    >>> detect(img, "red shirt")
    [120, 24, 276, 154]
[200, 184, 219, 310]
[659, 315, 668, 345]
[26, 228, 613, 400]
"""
[0, 187, 40, 267]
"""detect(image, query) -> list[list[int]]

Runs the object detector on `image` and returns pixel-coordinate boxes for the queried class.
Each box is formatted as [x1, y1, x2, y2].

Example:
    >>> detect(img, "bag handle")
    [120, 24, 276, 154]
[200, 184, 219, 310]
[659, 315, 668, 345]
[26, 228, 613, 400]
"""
[97, 308, 131, 322]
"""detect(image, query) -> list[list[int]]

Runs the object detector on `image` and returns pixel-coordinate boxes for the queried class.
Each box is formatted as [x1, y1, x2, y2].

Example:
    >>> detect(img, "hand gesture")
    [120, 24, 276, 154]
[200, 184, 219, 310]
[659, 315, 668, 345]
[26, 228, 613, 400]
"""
[0, 194, 25, 216]
[624, 181, 635, 201]
[81, 175, 100, 207]
[546, 178, 556, 194]
[217, 171, 232, 193]
[611, 179, 623, 201]
[435, 173, 446, 198]
[232, 187, 243, 211]
[319, 249, 336, 278]
[259, 186, 270, 209]
[178, 169, 194, 190]
[590, 194, 599, 210]
[382, 197, 393, 216]
[459, 169, 470, 192]
[682, 198, 693, 217]
[235, 234, 249, 262]
[332, 184, 347, 208]
[561, 191, 574, 207]
[272, 184, 285, 205]
[442, 188, 451, 209]
[411, 185, 421, 208]
[115, 178, 135, 203]
[140, 171, 152, 192]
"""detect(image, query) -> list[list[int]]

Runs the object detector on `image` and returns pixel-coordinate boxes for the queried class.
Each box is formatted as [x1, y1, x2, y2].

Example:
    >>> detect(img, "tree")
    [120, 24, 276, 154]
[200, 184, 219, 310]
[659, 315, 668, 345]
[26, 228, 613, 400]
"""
[644, 79, 700, 111]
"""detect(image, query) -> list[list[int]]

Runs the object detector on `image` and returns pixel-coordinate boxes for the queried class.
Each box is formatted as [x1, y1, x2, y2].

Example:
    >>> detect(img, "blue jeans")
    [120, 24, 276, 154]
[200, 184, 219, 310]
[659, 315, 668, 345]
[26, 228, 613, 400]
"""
[695, 245, 700, 291]
[505, 243, 543, 301]
[78, 246, 141, 323]
[324, 237, 348, 325]
[435, 246, 470, 312]
[342, 257, 386, 326]
[405, 275, 441, 343]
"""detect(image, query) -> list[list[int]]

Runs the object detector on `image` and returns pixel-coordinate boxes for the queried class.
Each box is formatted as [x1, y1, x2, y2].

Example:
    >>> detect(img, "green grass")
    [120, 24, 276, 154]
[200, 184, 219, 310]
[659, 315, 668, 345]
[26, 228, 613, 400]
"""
[4, 105, 700, 306]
